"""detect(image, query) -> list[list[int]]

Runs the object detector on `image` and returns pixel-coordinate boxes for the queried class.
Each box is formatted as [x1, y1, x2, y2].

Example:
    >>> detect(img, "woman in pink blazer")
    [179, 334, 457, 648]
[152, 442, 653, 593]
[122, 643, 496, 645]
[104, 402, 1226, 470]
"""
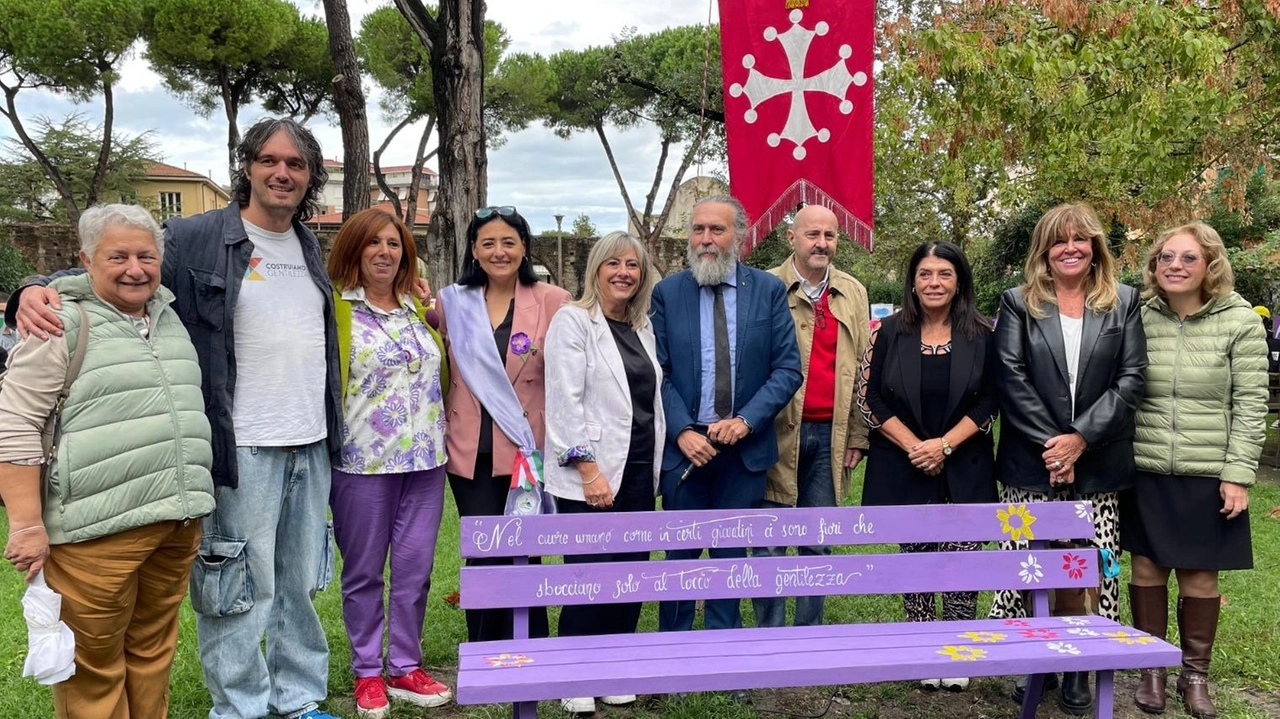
[436, 206, 569, 642]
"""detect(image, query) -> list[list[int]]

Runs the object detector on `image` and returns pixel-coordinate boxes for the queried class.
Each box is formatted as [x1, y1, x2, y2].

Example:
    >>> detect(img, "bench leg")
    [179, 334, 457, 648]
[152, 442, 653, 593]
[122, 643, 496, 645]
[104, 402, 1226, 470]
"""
[1018, 675, 1045, 719]
[513, 700, 537, 719]
[1094, 670, 1114, 719]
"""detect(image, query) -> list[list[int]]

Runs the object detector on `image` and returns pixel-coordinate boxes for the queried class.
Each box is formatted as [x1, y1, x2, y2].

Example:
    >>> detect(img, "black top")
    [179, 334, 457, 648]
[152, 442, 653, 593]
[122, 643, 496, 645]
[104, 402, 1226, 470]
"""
[608, 318, 657, 464]
[919, 353, 951, 439]
[478, 299, 515, 456]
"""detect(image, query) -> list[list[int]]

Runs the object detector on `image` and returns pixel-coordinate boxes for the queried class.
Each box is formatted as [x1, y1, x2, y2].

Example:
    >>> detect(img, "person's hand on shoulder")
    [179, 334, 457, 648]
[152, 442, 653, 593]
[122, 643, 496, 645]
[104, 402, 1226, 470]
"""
[14, 286, 63, 340]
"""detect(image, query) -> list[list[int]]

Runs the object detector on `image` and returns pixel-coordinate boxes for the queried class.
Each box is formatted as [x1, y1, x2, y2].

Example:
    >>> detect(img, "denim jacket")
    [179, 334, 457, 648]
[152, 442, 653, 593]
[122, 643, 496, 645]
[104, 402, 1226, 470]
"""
[9, 204, 342, 488]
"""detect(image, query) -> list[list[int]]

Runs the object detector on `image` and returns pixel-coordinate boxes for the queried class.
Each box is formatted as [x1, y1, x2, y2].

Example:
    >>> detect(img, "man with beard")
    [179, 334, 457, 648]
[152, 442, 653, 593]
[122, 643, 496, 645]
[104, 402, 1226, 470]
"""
[10, 118, 344, 719]
[752, 204, 871, 628]
[651, 195, 802, 632]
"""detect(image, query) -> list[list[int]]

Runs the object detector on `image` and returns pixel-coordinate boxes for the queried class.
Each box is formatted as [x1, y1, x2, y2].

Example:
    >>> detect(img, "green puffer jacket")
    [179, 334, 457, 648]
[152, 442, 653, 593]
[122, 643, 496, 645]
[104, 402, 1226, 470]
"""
[43, 274, 215, 544]
[1133, 291, 1268, 486]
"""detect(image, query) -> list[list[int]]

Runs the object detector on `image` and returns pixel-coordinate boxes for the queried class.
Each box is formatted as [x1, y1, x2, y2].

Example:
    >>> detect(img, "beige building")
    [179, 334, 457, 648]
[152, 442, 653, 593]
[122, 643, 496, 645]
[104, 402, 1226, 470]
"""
[629, 175, 729, 238]
[321, 160, 438, 217]
[132, 162, 230, 219]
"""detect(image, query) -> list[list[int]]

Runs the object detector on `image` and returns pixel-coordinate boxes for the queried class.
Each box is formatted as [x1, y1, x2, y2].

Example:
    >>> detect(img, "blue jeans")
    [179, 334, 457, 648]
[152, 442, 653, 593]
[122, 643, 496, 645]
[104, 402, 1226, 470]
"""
[190, 444, 335, 719]
[752, 421, 835, 627]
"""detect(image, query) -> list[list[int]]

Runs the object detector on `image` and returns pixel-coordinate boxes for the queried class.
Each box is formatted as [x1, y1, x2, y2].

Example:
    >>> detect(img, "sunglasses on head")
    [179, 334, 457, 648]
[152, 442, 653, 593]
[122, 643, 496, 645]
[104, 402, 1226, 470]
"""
[474, 206, 517, 220]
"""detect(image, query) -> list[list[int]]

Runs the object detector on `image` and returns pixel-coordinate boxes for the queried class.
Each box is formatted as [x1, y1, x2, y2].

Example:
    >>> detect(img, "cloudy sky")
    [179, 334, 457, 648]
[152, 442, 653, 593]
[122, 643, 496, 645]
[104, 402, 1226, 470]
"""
[0, 0, 723, 234]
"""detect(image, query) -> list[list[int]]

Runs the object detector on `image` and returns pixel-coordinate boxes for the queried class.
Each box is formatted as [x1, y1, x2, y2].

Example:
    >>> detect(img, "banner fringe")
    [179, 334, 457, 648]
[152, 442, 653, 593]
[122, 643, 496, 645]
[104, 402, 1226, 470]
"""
[739, 178, 874, 257]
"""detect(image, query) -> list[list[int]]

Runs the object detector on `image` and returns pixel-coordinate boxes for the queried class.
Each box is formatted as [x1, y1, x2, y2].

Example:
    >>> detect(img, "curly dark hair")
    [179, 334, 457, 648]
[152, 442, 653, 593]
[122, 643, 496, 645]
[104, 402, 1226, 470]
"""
[229, 118, 328, 222]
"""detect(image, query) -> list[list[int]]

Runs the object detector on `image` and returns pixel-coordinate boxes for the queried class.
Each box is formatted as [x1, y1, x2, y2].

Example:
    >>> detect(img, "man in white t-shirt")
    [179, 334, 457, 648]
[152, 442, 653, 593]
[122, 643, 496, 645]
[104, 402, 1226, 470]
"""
[12, 118, 344, 719]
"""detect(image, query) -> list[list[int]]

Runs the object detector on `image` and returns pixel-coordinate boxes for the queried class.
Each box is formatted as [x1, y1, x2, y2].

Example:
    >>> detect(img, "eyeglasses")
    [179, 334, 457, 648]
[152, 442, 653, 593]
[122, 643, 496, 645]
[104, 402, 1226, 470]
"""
[475, 206, 517, 220]
[1156, 251, 1202, 266]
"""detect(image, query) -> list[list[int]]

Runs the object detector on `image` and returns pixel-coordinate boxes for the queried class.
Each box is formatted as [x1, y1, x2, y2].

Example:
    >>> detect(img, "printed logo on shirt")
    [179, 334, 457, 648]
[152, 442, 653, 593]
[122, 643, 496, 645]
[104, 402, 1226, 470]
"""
[244, 256, 309, 281]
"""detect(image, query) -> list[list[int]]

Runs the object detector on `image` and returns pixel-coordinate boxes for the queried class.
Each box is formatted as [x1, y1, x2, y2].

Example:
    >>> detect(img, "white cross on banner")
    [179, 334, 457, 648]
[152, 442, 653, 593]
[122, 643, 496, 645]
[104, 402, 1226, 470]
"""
[719, 0, 875, 254]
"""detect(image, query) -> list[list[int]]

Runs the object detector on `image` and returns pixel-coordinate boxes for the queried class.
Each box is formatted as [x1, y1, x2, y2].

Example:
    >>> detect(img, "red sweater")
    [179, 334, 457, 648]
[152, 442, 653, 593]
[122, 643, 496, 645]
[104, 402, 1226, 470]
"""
[801, 289, 839, 421]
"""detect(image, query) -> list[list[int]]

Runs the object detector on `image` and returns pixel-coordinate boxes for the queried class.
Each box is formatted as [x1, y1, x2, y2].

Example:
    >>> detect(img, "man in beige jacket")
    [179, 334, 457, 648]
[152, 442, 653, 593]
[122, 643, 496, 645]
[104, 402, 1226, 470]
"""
[753, 204, 871, 627]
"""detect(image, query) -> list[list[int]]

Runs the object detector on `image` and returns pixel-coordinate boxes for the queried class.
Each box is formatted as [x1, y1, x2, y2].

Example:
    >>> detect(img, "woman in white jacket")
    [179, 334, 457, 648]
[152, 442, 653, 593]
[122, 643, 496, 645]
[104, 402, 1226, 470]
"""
[543, 231, 664, 714]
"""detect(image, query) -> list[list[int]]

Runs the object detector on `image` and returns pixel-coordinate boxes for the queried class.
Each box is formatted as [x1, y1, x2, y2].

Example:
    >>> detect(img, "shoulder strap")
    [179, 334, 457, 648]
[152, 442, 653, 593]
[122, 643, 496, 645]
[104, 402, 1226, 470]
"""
[59, 302, 91, 402]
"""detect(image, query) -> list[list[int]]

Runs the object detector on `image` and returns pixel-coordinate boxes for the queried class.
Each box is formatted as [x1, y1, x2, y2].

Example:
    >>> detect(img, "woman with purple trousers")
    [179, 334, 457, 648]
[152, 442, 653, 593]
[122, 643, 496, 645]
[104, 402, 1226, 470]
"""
[327, 208, 452, 718]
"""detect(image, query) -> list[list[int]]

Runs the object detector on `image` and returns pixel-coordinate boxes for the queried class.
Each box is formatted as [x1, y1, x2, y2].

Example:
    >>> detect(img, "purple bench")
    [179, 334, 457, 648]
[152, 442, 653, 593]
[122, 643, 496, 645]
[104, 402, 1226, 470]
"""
[456, 502, 1179, 718]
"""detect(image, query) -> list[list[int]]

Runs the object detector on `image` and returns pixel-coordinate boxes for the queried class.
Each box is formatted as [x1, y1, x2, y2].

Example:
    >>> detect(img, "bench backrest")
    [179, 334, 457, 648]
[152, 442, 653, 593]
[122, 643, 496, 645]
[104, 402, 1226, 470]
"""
[459, 502, 1099, 623]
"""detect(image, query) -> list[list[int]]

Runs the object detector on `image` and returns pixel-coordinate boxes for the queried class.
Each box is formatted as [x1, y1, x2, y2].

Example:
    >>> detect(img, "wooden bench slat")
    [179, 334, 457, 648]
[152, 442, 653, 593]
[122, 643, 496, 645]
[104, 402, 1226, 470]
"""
[459, 549, 1097, 608]
[459, 616, 1128, 659]
[456, 621, 1180, 704]
[459, 616, 1115, 656]
[461, 502, 1094, 558]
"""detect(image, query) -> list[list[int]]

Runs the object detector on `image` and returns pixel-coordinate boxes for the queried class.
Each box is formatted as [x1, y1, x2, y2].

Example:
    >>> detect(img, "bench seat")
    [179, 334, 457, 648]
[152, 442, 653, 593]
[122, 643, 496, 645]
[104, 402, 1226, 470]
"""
[458, 615, 1180, 704]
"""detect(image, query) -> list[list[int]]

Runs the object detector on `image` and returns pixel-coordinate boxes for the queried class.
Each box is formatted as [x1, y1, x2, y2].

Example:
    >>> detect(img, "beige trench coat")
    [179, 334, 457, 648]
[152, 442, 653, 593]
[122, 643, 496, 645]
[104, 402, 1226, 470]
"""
[764, 258, 871, 506]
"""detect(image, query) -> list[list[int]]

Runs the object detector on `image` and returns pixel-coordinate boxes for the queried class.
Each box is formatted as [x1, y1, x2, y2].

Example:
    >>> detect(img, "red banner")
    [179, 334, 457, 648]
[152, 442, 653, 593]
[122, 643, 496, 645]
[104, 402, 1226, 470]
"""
[719, 0, 875, 253]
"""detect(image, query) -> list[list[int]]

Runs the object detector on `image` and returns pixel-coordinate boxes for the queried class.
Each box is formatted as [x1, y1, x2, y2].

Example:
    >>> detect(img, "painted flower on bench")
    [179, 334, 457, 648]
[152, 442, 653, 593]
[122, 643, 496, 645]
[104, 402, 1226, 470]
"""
[937, 645, 987, 662]
[1062, 552, 1089, 580]
[1019, 554, 1044, 584]
[1067, 628, 1101, 637]
[997, 504, 1037, 542]
[1060, 617, 1093, 626]
[486, 653, 535, 668]
[1002, 619, 1032, 627]
[1020, 628, 1059, 640]
[1045, 641, 1082, 655]
[1074, 501, 1093, 523]
[958, 631, 1006, 643]
[1103, 631, 1158, 646]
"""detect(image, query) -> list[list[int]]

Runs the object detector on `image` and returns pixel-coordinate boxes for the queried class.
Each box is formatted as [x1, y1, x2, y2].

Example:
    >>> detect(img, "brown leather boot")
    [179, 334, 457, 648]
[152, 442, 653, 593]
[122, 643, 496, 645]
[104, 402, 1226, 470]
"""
[1176, 596, 1220, 718]
[1129, 584, 1168, 714]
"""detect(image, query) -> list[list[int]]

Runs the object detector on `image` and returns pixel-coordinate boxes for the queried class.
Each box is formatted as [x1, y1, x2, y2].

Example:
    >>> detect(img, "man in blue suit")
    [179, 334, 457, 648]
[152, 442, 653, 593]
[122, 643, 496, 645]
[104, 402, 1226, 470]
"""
[652, 195, 803, 632]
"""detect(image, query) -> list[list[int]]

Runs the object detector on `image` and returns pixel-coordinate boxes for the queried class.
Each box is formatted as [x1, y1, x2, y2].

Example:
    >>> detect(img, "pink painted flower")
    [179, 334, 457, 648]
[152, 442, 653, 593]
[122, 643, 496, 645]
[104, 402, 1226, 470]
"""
[1063, 553, 1088, 580]
[1003, 619, 1031, 627]
[1021, 628, 1059, 640]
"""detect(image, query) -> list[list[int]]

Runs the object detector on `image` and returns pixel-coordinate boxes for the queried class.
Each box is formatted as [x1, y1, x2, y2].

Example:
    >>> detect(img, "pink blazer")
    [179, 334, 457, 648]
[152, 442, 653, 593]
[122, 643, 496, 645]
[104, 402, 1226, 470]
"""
[438, 280, 571, 479]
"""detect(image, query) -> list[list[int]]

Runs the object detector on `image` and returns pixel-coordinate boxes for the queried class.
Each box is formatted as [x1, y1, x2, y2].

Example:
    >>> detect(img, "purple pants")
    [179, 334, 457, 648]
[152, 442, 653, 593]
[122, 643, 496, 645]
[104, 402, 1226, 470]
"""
[330, 466, 446, 677]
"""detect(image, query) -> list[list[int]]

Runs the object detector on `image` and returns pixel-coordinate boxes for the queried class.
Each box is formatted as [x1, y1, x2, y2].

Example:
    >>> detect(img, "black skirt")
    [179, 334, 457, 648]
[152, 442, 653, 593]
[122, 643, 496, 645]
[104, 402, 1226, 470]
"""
[1120, 471, 1253, 571]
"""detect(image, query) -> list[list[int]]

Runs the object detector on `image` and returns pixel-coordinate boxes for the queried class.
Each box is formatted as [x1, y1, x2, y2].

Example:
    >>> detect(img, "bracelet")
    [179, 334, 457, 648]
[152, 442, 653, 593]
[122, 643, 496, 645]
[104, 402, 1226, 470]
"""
[8, 525, 45, 538]
[581, 472, 602, 486]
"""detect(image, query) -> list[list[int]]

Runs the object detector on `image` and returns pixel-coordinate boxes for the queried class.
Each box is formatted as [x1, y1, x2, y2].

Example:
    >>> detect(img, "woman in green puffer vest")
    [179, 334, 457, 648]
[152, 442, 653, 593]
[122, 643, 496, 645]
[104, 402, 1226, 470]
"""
[1123, 221, 1266, 719]
[0, 204, 214, 719]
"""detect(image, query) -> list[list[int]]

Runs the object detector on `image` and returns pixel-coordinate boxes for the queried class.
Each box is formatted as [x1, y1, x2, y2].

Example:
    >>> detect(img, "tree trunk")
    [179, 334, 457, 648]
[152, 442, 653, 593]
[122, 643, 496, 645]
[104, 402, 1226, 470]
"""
[405, 115, 437, 230]
[644, 142, 698, 273]
[86, 74, 115, 208]
[594, 121, 644, 234]
[373, 114, 414, 219]
[396, 0, 488, 291]
[324, 0, 371, 219]
[219, 67, 241, 182]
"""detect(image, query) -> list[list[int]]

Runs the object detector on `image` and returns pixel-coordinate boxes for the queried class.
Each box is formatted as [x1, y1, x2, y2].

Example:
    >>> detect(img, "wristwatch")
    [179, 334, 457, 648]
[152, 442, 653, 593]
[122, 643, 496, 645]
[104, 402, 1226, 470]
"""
[941, 438, 953, 456]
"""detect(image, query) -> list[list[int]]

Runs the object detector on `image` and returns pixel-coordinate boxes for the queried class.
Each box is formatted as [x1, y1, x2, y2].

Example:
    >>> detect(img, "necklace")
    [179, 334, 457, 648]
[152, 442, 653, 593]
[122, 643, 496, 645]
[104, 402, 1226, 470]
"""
[360, 302, 428, 373]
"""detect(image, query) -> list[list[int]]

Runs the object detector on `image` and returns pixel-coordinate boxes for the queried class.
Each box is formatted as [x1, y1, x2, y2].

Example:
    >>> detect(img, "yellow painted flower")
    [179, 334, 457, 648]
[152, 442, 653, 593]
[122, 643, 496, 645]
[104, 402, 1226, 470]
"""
[959, 631, 1007, 643]
[1104, 631, 1157, 646]
[997, 503, 1037, 542]
[937, 645, 988, 661]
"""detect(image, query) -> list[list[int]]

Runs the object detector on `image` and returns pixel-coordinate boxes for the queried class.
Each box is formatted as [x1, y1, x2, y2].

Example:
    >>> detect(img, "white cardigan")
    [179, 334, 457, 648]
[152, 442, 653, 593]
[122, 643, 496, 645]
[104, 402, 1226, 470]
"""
[543, 304, 665, 501]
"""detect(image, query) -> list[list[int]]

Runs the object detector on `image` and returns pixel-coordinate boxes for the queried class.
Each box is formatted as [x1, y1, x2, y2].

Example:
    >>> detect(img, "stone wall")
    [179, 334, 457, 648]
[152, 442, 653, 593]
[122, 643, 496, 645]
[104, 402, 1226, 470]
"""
[0, 223, 691, 299]
[2, 223, 80, 275]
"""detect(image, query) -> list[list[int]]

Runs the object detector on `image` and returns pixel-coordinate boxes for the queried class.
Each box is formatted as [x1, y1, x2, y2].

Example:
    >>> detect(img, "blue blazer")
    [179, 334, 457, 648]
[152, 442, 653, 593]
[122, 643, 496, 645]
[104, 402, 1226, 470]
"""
[651, 264, 803, 482]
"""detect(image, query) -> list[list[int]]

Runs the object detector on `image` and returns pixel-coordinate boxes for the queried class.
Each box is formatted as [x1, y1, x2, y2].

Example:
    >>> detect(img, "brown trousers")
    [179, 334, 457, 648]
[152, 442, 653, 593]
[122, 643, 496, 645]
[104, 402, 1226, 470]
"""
[43, 520, 201, 719]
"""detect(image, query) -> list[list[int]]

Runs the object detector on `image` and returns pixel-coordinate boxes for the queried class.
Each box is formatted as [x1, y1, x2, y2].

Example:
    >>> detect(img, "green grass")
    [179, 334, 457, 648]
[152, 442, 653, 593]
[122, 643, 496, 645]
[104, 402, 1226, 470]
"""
[2, 464, 1278, 718]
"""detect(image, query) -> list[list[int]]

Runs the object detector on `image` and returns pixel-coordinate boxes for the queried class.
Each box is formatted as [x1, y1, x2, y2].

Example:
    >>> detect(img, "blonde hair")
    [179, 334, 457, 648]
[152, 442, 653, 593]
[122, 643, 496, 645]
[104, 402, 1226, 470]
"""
[573, 231, 660, 330]
[1020, 203, 1120, 319]
[1141, 221, 1234, 302]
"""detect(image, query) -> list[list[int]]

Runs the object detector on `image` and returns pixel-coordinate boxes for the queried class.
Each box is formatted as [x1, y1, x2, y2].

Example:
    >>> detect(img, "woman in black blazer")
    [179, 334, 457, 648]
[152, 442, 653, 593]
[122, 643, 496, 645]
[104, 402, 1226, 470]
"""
[992, 203, 1146, 714]
[857, 241, 998, 692]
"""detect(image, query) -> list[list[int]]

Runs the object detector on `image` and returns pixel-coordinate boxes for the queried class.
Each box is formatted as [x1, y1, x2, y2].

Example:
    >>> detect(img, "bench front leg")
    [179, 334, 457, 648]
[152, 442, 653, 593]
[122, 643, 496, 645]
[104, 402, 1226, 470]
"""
[1018, 674, 1046, 719]
[1094, 670, 1114, 719]
[513, 700, 537, 719]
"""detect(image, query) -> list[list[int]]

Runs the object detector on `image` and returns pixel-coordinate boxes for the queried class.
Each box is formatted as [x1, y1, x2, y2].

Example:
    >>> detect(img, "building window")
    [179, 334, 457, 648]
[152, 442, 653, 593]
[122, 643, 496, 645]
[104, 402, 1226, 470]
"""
[158, 192, 183, 219]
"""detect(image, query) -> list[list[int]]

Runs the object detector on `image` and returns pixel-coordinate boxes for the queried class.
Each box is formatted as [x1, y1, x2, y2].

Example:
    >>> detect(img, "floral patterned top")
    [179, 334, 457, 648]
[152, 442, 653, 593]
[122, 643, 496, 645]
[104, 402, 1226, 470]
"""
[338, 288, 447, 474]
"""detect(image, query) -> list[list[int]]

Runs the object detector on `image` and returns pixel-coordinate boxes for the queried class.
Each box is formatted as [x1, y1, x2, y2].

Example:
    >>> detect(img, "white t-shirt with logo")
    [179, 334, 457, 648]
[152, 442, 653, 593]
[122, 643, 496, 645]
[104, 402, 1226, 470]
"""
[233, 219, 327, 446]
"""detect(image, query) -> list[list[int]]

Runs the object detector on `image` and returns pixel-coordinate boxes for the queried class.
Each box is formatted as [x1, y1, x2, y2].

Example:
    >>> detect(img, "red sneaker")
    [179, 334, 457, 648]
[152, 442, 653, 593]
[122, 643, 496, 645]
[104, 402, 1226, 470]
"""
[387, 668, 452, 708]
[353, 676, 389, 718]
